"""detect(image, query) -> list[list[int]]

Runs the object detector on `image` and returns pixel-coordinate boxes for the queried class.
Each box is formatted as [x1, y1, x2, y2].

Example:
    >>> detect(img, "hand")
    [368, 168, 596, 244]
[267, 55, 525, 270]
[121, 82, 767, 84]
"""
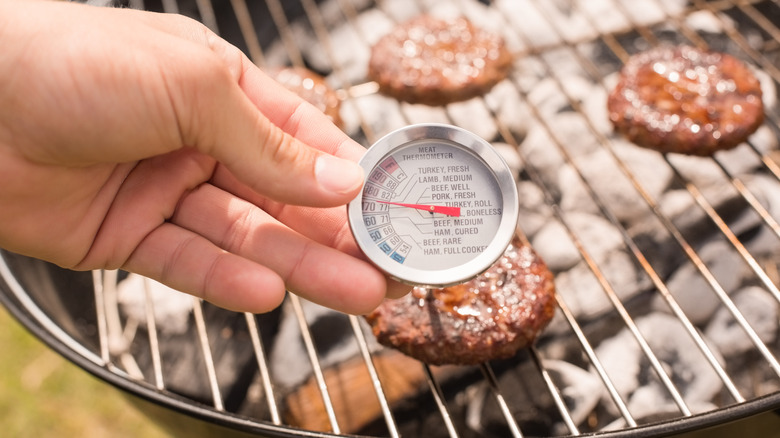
[0, 0, 408, 314]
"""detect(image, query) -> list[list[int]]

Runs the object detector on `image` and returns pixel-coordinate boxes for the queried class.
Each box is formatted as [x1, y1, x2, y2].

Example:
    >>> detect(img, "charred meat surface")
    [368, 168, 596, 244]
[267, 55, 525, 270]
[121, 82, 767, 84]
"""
[365, 238, 556, 365]
[607, 45, 763, 156]
[368, 15, 513, 106]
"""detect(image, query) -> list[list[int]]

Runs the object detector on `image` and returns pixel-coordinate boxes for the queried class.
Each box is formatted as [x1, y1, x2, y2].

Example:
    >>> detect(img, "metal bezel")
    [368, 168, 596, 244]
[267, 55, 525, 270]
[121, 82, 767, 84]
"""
[348, 123, 519, 288]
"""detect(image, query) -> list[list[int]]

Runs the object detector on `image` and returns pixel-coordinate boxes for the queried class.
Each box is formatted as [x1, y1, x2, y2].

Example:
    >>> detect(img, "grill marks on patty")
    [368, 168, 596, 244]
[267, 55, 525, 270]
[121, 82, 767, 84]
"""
[365, 238, 556, 365]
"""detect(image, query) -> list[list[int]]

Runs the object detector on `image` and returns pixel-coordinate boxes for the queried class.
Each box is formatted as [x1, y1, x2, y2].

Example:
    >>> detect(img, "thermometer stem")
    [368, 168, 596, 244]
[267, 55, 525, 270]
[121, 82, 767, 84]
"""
[377, 201, 461, 217]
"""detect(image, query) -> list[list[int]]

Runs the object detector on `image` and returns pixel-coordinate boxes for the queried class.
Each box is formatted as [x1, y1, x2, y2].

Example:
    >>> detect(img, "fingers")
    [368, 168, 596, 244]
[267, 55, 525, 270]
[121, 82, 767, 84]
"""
[74, 148, 217, 271]
[170, 183, 389, 315]
[209, 165, 412, 301]
[72, 147, 393, 314]
[123, 222, 287, 314]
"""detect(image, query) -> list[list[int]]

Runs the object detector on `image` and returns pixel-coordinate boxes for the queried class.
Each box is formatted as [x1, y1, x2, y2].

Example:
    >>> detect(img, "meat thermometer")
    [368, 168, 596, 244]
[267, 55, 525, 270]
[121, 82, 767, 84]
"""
[347, 124, 519, 287]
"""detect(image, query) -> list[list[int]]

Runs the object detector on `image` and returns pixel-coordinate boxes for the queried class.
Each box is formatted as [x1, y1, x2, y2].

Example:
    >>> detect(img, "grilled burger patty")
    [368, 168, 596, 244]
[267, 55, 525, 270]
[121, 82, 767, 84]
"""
[365, 238, 556, 365]
[368, 15, 513, 106]
[607, 45, 763, 156]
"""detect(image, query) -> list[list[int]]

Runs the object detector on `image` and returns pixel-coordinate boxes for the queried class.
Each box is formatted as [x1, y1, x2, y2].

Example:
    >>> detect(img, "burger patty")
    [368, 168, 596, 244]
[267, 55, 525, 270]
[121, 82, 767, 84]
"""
[365, 238, 556, 366]
[266, 66, 343, 129]
[367, 15, 513, 106]
[607, 45, 764, 156]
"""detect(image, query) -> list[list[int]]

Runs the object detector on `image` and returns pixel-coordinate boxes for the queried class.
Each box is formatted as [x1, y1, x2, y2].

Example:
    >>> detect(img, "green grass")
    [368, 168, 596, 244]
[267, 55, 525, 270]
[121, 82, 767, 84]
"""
[0, 305, 170, 437]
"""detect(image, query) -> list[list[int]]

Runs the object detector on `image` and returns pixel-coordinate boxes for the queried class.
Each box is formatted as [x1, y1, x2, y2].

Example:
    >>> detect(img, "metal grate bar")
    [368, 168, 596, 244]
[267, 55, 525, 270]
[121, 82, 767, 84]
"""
[480, 362, 525, 438]
[708, 1, 780, 178]
[356, 7, 637, 432]
[296, 0, 345, 80]
[348, 315, 400, 438]
[244, 312, 281, 424]
[423, 363, 460, 438]
[102, 269, 123, 361]
[327, 0, 383, 141]
[261, 2, 403, 433]
[93, 270, 110, 366]
[529, 346, 581, 436]
[229, 0, 266, 65]
[318, 0, 576, 432]
[298, 0, 373, 140]
[713, 165, 780, 244]
[159, 0, 178, 14]
[513, 108, 744, 400]
[142, 278, 165, 390]
[700, 0, 780, 83]
[553, 294, 637, 427]
[517, 110, 701, 410]
[194, 0, 219, 33]
[678, 179, 780, 362]
[265, 0, 305, 67]
[191, 297, 224, 411]
[100, 269, 146, 379]
[591, 1, 780, 368]
[500, 16, 743, 424]
[734, 0, 780, 50]
[288, 294, 341, 434]
[128, 0, 144, 11]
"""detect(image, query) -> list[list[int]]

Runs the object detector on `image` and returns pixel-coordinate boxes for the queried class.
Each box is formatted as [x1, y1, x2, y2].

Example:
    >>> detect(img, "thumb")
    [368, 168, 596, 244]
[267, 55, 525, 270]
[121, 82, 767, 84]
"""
[207, 91, 365, 207]
[166, 24, 364, 207]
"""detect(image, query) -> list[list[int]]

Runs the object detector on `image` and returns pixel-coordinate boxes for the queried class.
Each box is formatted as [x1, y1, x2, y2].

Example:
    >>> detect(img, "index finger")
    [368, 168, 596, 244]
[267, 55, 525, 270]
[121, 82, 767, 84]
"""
[239, 67, 366, 162]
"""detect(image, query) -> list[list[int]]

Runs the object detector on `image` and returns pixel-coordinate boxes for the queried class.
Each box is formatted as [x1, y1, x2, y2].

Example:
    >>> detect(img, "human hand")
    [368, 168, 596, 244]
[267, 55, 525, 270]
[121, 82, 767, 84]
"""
[0, 0, 408, 314]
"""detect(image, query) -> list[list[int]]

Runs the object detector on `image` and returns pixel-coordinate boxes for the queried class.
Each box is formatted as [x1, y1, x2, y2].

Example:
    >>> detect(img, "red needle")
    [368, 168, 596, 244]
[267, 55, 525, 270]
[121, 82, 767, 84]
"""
[377, 201, 461, 217]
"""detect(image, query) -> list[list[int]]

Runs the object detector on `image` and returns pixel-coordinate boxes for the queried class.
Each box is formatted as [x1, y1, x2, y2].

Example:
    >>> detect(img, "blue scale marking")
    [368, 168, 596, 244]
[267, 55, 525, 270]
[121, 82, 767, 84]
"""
[390, 252, 406, 264]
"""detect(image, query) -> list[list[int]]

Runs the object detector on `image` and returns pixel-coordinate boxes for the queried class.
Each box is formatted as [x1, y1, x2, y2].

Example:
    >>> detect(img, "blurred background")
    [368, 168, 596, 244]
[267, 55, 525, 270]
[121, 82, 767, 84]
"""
[0, 306, 169, 438]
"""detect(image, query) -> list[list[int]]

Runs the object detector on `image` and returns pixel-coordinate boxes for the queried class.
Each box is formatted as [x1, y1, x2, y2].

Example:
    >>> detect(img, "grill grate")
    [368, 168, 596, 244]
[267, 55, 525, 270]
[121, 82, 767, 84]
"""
[3, 0, 780, 437]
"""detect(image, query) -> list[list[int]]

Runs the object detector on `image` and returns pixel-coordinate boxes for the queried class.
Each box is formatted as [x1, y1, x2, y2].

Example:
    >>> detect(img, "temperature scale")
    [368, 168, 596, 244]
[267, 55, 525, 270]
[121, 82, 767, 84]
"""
[348, 124, 519, 287]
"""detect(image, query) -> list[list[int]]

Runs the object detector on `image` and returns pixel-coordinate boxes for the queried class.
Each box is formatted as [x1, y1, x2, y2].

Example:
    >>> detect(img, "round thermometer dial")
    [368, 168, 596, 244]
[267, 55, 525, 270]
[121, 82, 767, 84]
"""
[348, 124, 519, 287]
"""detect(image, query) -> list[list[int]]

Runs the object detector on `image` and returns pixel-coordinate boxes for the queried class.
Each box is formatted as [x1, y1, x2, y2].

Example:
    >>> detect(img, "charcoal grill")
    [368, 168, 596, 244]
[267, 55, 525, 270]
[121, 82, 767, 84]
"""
[2, 0, 780, 436]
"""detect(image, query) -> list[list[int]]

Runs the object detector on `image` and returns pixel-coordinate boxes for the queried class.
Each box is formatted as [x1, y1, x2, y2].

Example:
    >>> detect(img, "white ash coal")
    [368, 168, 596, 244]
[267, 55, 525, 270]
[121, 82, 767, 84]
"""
[705, 286, 779, 358]
[595, 313, 725, 419]
[114, 273, 281, 411]
[648, 239, 749, 325]
[267, 298, 382, 390]
[463, 358, 604, 437]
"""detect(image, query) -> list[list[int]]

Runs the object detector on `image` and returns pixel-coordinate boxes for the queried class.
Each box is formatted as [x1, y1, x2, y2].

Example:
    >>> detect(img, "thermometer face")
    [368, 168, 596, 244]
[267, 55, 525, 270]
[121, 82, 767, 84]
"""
[348, 124, 519, 287]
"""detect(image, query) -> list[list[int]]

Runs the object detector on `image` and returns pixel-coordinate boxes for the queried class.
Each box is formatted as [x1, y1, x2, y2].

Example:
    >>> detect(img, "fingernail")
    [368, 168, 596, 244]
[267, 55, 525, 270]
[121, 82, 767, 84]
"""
[315, 154, 364, 195]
